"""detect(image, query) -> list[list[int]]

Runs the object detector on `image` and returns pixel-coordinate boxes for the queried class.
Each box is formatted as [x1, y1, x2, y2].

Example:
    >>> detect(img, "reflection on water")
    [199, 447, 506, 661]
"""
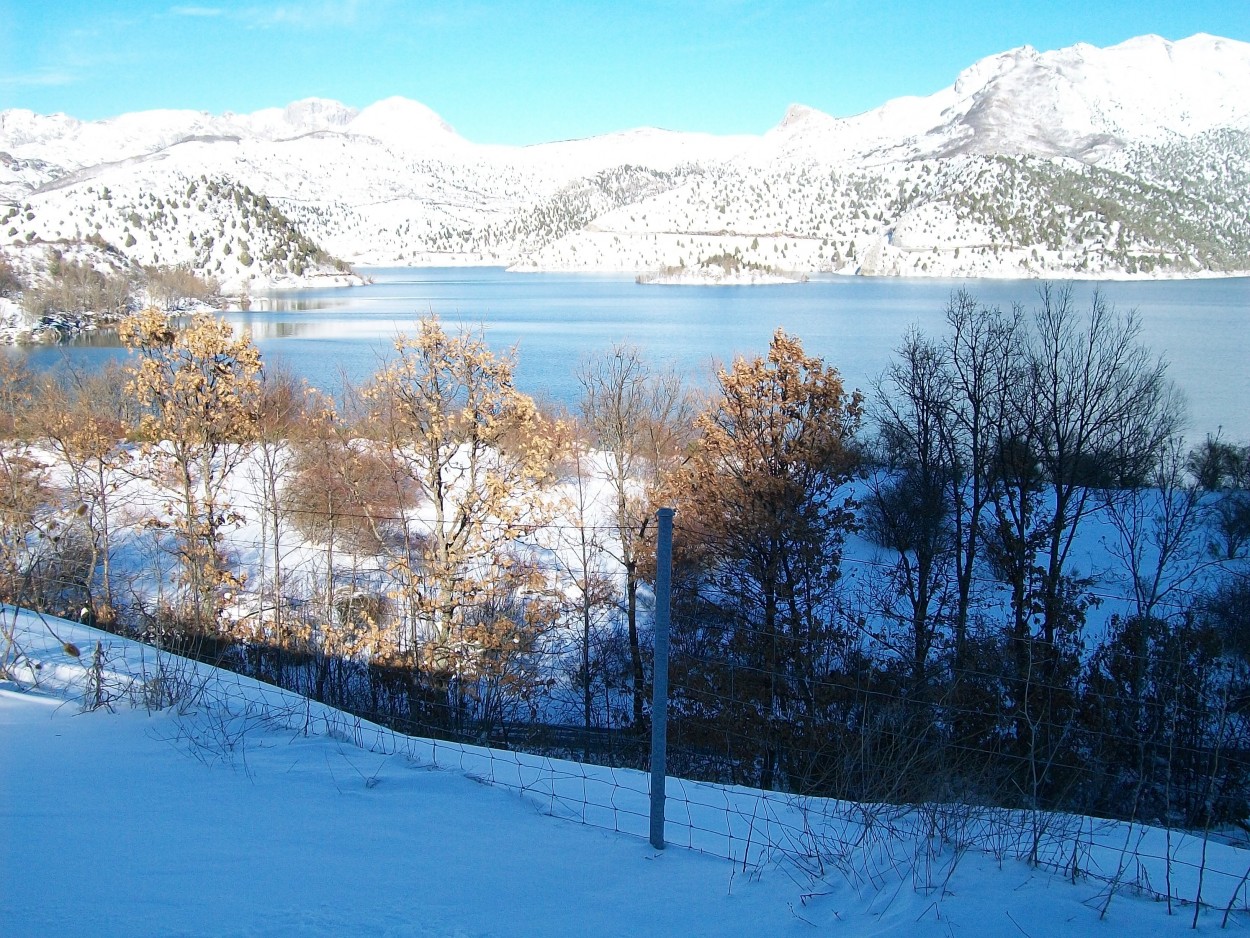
[7, 267, 1249, 440]
[230, 315, 323, 339]
[237, 297, 332, 313]
[270, 321, 312, 339]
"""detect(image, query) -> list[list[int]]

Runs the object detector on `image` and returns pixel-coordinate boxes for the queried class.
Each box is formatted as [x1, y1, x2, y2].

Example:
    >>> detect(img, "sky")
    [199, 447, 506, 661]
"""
[1, 0, 1248, 145]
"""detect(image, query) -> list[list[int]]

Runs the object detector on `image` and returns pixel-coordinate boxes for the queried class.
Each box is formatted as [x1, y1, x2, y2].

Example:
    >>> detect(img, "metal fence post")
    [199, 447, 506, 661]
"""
[650, 507, 674, 850]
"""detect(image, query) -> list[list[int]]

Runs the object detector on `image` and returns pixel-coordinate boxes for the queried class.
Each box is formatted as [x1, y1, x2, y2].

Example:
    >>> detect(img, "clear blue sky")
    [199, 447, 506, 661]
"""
[1, 1, 1247, 145]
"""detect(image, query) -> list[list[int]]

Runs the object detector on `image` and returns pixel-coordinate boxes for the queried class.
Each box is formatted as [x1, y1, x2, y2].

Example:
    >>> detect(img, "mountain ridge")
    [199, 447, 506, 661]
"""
[2, 32, 1248, 292]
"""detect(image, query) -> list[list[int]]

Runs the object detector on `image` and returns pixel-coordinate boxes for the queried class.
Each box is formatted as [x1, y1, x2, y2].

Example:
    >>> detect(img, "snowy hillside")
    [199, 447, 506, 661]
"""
[756, 32, 1250, 166]
[2, 33, 1249, 287]
[4, 608, 1249, 937]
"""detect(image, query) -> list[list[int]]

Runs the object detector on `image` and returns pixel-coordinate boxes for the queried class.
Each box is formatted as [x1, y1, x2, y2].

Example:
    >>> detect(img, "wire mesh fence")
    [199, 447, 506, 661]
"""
[5, 586, 1250, 920]
[3, 451, 1250, 920]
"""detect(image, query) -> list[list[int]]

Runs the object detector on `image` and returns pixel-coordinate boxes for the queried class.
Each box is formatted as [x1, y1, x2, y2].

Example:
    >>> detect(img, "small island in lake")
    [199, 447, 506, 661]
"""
[637, 252, 807, 286]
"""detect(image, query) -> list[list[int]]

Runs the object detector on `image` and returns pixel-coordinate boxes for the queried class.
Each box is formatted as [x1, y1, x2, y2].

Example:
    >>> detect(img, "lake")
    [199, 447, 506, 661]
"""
[8, 267, 1250, 440]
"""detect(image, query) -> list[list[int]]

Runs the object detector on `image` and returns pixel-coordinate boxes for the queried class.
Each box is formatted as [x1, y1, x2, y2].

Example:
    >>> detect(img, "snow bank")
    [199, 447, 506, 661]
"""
[3, 605, 1248, 937]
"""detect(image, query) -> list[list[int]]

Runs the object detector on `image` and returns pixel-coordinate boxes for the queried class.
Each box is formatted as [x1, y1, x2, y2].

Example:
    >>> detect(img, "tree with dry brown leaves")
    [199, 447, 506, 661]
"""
[31, 362, 134, 622]
[366, 317, 562, 729]
[669, 329, 863, 790]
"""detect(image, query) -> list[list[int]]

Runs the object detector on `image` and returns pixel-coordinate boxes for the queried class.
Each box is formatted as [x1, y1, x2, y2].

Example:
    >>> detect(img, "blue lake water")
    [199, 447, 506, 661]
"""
[9, 267, 1250, 440]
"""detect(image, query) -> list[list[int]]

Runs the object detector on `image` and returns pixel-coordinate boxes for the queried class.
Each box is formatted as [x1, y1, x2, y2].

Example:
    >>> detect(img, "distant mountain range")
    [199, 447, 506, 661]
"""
[2, 32, 1248, 290]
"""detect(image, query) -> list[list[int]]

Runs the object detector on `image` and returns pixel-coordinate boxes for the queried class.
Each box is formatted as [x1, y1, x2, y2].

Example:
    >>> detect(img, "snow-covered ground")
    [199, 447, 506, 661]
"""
[3, 607, 1248, 937]
[0, 296, 21, 337]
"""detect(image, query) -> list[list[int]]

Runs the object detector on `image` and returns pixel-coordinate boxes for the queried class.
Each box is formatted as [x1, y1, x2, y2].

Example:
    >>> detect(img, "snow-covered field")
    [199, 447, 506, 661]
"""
[3, 607, 1248, 937]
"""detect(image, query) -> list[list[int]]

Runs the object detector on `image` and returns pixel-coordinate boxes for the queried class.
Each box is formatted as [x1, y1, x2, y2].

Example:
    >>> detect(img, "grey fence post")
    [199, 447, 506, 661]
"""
[650, 507, 675, 850]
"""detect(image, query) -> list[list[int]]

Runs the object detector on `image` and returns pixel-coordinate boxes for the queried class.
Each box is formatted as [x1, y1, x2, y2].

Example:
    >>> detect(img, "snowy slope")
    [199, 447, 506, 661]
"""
[761, 33, 1250, 166]
[2, 33, 1249, 286]
[4, 608, 1248, 937]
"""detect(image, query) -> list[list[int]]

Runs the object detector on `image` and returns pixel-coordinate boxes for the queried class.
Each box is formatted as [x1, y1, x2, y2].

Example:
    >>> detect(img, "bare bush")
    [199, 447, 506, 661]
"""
[21, 255, 133, 318]
[0, 250, 24, 298]
[144, 264, 221, 309]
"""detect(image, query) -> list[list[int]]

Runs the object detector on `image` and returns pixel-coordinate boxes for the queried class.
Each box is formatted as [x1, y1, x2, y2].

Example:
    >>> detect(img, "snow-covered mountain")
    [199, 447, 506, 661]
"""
[2, 32, 1248, 290]
[759, 32, 1250, 166]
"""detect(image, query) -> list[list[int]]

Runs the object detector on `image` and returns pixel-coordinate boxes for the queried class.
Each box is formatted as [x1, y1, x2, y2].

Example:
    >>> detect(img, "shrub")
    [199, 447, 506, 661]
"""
[144, 264, 220, 308]
[0, 251, 23, 298]
[21, 258, 133, 317]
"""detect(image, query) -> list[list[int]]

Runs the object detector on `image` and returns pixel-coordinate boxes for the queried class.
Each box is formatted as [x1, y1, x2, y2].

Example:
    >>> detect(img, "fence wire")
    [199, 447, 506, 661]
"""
[3, 443, 1250, 921]
[5, 604, 1249, 919]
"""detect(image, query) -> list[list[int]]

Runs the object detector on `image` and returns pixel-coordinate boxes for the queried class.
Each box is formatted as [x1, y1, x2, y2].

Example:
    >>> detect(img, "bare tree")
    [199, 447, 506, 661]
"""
[246, 365, 312, 647]
[0, 357, 37, 438]
[283, 400, 412, 665]
[1024, 284, 1183, 645]
[577, 343, 694, 729]
[869, 327, 956, 692]
[1187, 435, 1250, 561]
[547, 431, 623, 734]
[1104, 435, 1211, 621]
[983, 285, 1182, 806]
[940, 291, 1022, 668]
[0, 360, 40, 603]
[0, 447, 45, 605]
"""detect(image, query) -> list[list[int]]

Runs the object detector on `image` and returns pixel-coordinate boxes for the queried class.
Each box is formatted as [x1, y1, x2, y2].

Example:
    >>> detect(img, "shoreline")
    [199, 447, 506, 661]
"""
[5, 264, 1249, 347]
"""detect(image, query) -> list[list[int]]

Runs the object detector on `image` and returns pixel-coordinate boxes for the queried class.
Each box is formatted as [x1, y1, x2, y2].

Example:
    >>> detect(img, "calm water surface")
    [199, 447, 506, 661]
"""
[10, 267, 1249, 440]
